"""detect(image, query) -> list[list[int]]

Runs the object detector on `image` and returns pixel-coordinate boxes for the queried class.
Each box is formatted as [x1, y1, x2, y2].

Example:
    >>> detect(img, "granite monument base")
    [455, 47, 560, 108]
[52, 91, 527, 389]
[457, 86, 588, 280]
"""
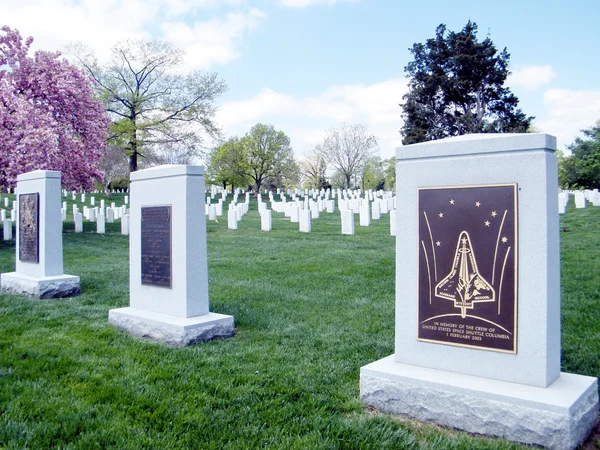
[0, 272, 80, 299]
[109, 307, 234, 347]
[360, 355, 598, 450]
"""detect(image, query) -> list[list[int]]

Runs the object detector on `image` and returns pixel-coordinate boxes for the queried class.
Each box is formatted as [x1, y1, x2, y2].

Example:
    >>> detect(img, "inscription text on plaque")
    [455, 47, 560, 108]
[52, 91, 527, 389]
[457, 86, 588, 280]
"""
[417, 184, 518, 353]
[141, 205, 172, 288]
[19, 193, 39, 263]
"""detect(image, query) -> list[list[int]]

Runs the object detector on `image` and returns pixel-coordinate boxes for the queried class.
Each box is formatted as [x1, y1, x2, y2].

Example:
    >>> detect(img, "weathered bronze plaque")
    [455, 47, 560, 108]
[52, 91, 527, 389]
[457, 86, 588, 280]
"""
[417, 184, 518, 353]
[19, 193, 39, 263]
[141, 205, 172, 288]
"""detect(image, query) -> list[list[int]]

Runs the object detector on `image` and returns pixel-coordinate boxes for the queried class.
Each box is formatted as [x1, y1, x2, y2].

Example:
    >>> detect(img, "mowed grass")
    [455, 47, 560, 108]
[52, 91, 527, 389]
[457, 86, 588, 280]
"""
[0, 193, 597, 449]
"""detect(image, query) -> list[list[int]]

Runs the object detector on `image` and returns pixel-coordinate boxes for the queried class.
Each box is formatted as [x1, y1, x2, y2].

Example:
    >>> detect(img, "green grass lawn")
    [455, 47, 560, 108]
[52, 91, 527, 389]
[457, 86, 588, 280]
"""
[0, 193, 597, 449]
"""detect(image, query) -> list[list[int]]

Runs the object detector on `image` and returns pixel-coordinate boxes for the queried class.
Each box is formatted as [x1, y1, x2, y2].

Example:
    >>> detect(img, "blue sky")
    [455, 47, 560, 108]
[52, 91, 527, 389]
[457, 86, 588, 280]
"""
[4, 0, 600, 161]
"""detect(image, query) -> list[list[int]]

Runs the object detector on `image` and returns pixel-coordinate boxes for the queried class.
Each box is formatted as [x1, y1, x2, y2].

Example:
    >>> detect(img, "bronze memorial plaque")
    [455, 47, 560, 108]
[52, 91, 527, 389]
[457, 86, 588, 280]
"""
[141, 205, 172, 288]
[417, 184, 518, 353]
[19, 193, 39, 263]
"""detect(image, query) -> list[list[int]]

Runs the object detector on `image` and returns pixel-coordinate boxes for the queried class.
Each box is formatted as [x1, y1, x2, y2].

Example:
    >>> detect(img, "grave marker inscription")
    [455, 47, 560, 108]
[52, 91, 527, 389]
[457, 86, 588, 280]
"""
[417, 184, 517, 353]
[18, 193, 39, 263]
[141, 205, 172, 288]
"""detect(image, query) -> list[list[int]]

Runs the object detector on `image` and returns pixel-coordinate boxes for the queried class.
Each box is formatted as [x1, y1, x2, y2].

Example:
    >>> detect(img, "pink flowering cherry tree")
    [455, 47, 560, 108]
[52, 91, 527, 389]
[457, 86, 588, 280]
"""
[0, 26, 110, 191]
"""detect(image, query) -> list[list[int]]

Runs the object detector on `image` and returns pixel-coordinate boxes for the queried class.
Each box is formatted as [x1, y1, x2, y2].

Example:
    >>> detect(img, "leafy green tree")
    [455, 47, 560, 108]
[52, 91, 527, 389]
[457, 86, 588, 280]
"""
[206, 137, 247, 190]
[207, 124, 297, 193]
[242, 124, 296, 193]
[360, 156, 384, 191]
[559, 121, 600, 189]
[401, 21, 533, 145]
[69, 40, 227, 172]
[384, 157, 396, 191]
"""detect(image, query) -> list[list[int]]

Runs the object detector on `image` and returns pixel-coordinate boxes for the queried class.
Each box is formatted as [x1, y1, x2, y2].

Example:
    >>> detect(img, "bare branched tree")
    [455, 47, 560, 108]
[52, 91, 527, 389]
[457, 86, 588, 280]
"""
[98, 143, 129, 196]
[299, 146, 328, 189]
[318, 123, 378, 189]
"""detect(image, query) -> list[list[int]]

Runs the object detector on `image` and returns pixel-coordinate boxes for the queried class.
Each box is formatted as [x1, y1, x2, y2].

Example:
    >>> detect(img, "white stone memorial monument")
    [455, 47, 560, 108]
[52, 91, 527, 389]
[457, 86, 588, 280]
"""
[109, 165, 234, 346]
[109, 165, 234, 347]
[360, 134, 598, 450]
[1, 170, 80, 298]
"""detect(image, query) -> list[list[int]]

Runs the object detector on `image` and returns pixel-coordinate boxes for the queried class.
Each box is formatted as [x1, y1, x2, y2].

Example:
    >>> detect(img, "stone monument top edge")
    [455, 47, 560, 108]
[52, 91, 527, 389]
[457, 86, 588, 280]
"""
[130, 164, 205, 182]
[17, 170, 61, 182]
[396, 133, 556, 160]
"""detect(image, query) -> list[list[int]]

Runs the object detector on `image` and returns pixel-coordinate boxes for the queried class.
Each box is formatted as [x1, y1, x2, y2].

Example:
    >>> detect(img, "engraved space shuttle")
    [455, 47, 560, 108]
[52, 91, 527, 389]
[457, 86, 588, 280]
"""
[435, 231, 495, 318]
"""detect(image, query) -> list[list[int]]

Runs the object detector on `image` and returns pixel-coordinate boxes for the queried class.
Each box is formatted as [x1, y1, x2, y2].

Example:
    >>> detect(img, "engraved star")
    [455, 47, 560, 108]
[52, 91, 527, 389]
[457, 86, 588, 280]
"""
[484, 220, 491, 227]
[461, 238, 467, 244]
[438, 212, 444, 218]
[436, 241, 441, 246]
[491, 211, 497, 217]
[502, 237, 508, 243]
[475, 201, 481, 207]
[449, 199, 455, 205]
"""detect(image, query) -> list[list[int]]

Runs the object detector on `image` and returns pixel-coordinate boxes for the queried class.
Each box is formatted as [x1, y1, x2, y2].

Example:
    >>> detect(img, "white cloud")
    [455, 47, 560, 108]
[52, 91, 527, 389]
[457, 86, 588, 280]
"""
[216, 77, 408, 159]
[507, 65, 556, 90]
[536, 88, 600, 148]
[276, 0, 357, 7]
[161, 8, 265, 70]
[2, 0, 262, 69]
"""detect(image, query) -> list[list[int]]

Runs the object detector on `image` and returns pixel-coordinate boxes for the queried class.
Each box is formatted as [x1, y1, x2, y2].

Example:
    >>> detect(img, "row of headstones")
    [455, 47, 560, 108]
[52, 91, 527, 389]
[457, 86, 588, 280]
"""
[223, 192, 398, 236]
[558, 189, 600, 213]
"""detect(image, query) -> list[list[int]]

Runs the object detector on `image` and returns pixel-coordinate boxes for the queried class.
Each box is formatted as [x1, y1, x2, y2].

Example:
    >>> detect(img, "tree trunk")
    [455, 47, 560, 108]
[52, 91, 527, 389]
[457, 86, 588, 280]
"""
[129, 147, 138, 172]
[128, 120, 138, 172]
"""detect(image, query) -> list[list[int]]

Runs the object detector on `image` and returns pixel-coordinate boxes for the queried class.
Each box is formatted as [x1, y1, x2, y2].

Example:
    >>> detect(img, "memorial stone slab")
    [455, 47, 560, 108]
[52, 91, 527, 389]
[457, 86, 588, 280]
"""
[1, 170, 79, 298]
[360, 133, 598, 450]
[109, 165, 234, 346]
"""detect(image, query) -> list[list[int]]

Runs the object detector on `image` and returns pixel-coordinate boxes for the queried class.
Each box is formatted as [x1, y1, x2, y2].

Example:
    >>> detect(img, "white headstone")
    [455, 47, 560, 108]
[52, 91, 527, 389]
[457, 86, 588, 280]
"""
[341, 210, 354, 235]
[74, 212, 83, 232]
[108, 165, 234, 346]
[574, 191, 586, 208]
[121, 213, 129, 235]
[228, 209, 238, 230]
[359, 202, 371, 227]
[299, 209, 311, 233]
[326, 200, 335, 213]
[96, 213, 105, 234]
[290, 205, 300, 223]
[390, 209, 397, 236]
[371, 201, 381, 220]
[261, 209, 272, 231]
[106, 208, 115, 223]
[3, 219, 12, 241]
